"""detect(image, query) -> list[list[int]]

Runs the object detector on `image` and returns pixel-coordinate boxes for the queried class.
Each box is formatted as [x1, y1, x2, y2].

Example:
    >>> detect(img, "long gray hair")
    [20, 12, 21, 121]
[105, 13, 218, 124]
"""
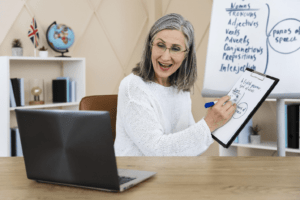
[132, 13, 197, 94]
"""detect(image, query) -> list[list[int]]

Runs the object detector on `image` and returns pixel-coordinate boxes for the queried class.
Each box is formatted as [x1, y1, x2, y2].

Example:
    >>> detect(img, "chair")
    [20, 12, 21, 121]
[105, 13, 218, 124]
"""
[79, 95, 118, 143]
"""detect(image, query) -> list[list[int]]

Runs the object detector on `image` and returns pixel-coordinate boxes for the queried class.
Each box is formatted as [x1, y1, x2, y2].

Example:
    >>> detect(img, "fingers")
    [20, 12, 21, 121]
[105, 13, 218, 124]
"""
[204, 96, 237, 132]
[215, 95, 231, 107]
[223, 100, 234, 111]
[227, 103, 237, 116]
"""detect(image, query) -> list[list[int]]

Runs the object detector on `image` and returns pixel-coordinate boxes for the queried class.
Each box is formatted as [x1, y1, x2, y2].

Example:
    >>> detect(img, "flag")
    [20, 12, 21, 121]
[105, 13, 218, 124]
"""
[28, 17, 39, 48]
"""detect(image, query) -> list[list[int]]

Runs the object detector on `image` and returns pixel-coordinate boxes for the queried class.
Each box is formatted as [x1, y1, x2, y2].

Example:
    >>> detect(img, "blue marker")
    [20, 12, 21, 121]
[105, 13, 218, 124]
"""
[204, 100, 233, 108]
[204, 101, 218, 108]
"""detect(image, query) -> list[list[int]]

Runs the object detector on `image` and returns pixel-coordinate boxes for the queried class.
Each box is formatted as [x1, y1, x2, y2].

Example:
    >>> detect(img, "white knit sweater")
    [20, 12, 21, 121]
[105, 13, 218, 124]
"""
[114, 73, 214, 156]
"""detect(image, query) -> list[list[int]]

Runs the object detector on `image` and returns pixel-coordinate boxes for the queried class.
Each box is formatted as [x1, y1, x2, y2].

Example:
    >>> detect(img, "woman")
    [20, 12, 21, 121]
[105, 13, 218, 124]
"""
[114, 13, 236, 156]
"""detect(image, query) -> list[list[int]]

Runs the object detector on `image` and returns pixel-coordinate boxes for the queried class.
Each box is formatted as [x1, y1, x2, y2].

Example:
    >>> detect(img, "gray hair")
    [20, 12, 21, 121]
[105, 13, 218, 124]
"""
[132, 13, 197, 94]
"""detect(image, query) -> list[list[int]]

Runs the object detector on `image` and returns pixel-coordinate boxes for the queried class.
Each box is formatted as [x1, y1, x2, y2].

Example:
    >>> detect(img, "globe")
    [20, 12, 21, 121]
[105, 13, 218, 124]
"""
[46, 21, 75, 57]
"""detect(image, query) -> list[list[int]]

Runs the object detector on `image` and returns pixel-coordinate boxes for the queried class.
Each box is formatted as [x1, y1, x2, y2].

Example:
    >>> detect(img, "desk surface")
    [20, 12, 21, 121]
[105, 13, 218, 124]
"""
[1, 157, 300, 200]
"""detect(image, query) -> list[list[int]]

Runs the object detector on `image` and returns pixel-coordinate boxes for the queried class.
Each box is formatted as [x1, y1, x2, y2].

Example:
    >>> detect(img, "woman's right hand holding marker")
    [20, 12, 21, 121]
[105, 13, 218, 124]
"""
[204, 95, 237, 132]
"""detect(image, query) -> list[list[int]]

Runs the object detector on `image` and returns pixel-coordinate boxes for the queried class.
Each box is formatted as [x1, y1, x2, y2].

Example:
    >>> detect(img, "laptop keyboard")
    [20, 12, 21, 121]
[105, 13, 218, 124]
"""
[118, 176, 136, 185]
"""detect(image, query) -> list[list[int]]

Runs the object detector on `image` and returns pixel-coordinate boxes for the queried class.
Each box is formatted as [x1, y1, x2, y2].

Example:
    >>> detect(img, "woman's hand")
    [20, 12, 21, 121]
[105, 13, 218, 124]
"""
[204, 95, 237, 132]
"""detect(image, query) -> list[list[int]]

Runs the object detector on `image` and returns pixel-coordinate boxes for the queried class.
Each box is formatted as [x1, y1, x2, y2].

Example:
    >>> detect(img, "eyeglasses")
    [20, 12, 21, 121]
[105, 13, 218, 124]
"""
[151, 42, 188, 55]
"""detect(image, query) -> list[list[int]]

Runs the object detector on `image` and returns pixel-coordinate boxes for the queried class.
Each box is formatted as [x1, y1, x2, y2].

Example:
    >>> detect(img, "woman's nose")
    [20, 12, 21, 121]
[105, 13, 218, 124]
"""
[160, 49, 172, 60]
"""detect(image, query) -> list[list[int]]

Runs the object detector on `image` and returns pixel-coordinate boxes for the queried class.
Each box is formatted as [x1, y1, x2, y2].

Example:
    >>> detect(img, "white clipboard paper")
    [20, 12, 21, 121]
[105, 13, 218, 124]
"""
[211, 68, 279, 148]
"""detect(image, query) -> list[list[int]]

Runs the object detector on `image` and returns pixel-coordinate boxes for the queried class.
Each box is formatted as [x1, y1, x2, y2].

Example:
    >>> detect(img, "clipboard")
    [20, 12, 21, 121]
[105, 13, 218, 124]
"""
[211, 68, 279, 148]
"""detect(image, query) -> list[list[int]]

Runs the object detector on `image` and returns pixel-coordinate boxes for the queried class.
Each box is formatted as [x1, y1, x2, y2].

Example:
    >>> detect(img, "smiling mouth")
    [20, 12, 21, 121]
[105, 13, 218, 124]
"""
[158, 61, 172, 68]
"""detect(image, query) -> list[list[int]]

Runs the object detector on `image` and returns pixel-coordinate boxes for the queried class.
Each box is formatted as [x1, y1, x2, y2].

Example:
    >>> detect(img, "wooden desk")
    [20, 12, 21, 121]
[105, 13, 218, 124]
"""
[1, 157, 300, 200]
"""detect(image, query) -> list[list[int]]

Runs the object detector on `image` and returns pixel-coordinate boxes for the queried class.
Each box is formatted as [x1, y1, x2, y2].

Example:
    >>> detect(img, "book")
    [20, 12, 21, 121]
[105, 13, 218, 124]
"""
[15, 128, 23, 157]
[18, 78, 25, 106]
[10, 128, 16, 157]
[56, 77, 70, 102]
[285, 104, 287, 148]
[52, 79, 67, 103]
[287, 104, 300, 149]
[9, 80, 16, 107]
[10, 127, 23, 157]
[71, 81, 76, 102]
[234, 136, 239, 143]
[11, 78, 21, 106]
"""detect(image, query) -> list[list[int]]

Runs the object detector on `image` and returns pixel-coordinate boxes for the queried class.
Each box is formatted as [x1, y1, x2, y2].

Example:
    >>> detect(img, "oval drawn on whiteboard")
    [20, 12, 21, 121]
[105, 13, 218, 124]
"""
[268, 18, 300, 54]
[233, 102, 248, 119]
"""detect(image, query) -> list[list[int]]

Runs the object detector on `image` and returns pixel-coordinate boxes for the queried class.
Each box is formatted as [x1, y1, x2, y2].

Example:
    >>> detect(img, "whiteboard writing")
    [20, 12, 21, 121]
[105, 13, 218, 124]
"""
[220, 1, 260, 74]
[202, 0, 300, 98]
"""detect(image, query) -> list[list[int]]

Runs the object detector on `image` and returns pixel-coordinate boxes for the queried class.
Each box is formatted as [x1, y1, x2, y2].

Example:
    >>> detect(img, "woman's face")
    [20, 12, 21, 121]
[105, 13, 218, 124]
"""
[151, 29, 187, 85]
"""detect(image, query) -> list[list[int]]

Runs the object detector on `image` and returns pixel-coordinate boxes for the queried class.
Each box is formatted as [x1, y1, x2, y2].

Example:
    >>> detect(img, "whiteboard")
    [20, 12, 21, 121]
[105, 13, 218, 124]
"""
[202, 0, 300, 98]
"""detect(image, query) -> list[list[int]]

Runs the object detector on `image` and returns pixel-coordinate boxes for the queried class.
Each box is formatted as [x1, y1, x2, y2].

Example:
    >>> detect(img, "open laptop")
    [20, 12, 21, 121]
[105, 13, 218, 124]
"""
[15, 109, 156, 192]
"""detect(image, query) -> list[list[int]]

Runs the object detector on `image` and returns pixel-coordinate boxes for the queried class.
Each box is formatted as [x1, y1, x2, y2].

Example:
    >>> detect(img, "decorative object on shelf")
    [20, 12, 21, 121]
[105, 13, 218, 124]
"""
[38, 46, 48, 58]
[11, 39, 23, 56]
[28, 16, 39, 57]
[29, 79, 44, 105]
[250, 124, 261, 144]
[46, 21, 74, 57]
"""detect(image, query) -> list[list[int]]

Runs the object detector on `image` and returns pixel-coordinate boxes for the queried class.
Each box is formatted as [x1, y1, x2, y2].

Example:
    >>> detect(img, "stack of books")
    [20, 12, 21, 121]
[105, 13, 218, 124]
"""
[10, 78, 25, 108]
[52, 77, 76, 103]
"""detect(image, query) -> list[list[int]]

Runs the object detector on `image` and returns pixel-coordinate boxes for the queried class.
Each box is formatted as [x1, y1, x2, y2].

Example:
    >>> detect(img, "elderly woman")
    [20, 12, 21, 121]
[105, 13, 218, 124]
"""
[114, 13, 236, 156]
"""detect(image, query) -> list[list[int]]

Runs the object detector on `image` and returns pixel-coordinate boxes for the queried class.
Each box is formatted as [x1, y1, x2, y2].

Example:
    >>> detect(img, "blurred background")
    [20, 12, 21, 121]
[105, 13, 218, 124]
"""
[1, 0, 298, 156]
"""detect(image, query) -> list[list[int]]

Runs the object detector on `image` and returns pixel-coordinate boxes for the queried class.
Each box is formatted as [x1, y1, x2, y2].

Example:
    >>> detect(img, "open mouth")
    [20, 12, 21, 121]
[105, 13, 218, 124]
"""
[158, 61, 172, 69]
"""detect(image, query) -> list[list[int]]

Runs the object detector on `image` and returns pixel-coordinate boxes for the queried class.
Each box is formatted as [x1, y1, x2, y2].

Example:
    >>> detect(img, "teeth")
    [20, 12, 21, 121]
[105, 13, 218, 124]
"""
[159, 62, 172, 68]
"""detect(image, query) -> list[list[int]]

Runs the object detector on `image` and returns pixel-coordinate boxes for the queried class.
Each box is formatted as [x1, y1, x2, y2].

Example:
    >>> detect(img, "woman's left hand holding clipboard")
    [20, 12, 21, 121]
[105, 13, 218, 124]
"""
[204, 95, 237, 132]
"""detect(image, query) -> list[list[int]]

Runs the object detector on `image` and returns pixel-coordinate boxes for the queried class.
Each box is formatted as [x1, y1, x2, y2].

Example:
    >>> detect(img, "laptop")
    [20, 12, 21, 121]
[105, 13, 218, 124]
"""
[15, 109, 156, 192]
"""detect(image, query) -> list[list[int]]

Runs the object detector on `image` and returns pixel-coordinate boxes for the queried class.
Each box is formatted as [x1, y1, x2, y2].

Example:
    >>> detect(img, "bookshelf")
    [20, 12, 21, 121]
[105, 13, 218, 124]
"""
[230, 141, 300, 154]
[0, 56, 86, 157]
[219, 99, 300, 157]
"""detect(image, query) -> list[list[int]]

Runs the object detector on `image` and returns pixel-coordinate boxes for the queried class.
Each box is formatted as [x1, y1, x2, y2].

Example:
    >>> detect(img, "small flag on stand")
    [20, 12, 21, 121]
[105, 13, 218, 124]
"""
[28, 17, 39, 56]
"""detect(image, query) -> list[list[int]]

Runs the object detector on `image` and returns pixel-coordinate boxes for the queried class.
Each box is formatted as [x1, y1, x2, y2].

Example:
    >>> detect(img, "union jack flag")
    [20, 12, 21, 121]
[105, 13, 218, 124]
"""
[28, 17, 39, 48]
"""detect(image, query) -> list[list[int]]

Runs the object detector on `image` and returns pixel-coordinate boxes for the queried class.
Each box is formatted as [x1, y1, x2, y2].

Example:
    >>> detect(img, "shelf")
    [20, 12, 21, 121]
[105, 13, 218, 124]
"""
[10, 102, 79, 110]
[232, 141, 277, 150]
[286, 148, 300, 153]
[266, 99, 300, 103]
[6, 56, 84, 61]
[1, 56, 86, 157]
[231, 141, 300, 153]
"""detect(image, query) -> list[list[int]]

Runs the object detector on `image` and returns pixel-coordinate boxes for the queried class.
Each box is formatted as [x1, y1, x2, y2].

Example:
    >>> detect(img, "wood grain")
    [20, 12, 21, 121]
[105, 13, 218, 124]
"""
[1, 157, 300, 200]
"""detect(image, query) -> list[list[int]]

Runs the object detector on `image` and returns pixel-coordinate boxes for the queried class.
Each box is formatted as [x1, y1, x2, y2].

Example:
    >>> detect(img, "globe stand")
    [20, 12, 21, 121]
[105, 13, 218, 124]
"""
[55, 50, 71, 57]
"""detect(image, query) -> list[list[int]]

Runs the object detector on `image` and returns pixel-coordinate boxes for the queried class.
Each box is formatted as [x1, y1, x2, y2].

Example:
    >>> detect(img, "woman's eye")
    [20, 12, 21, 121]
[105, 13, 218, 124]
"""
[171, 47, 181, 52]
[157, 43, 165, 48]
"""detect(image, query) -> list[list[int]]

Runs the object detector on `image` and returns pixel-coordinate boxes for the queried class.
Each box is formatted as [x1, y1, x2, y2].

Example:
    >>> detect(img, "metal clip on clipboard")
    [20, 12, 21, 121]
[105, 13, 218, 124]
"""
[250, 70, 266, 81]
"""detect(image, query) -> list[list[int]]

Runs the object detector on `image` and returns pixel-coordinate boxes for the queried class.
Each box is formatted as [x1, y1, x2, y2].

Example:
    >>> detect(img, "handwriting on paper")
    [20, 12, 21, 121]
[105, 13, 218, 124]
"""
[239, 78, 261, 92]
